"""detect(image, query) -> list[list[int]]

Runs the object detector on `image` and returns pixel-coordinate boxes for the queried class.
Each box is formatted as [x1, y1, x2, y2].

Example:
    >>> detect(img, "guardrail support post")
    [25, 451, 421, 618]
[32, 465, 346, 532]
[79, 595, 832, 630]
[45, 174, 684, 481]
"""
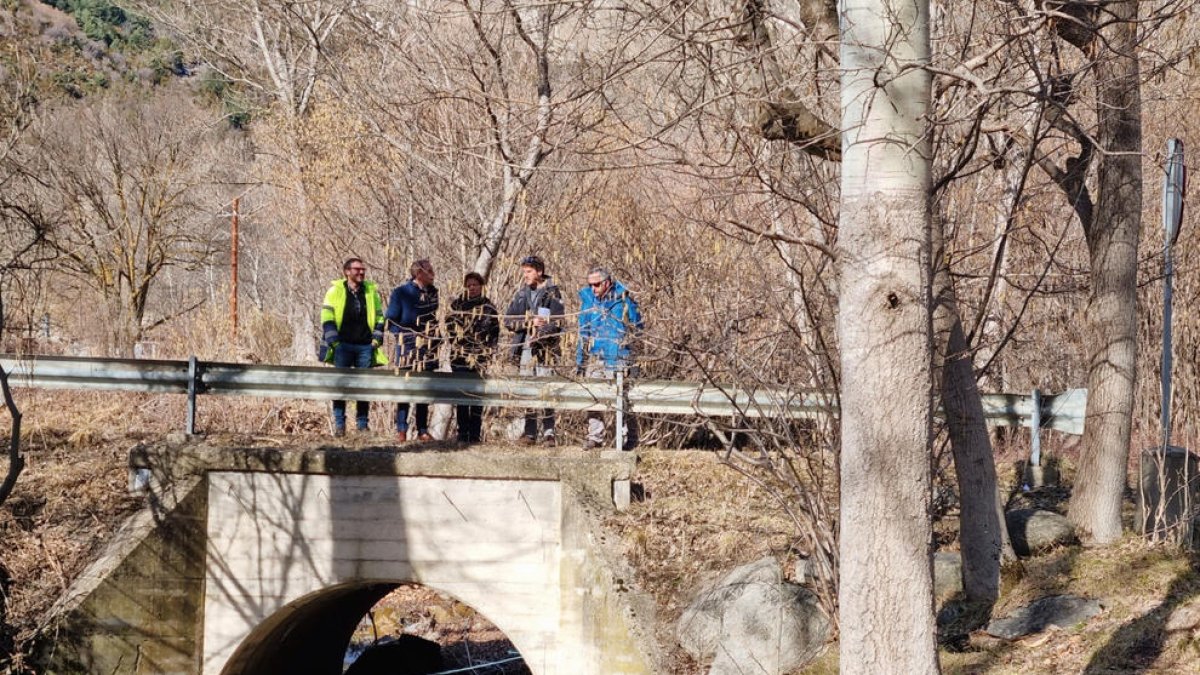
[1030, 388, 1042, 467]
[615, 369, 625, 451]
[1023, 388, 1052, 490]
[186, 356, 198, 435]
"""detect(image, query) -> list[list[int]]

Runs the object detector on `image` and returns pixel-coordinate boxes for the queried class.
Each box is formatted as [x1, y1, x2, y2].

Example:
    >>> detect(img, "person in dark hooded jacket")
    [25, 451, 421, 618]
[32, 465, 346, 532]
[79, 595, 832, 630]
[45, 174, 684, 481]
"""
[447, 272, 500, 443]
[504, 255, 564, 445]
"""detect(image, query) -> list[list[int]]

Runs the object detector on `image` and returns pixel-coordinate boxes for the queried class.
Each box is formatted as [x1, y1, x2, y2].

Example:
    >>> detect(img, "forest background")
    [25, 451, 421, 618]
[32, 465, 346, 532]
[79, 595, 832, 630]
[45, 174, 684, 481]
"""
[1, 0, 1200, 671]
[1, 0, 1196, 431]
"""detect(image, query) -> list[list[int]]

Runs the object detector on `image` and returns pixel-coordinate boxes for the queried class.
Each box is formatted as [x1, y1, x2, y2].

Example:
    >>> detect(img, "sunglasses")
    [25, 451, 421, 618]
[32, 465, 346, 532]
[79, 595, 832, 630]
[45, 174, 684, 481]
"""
[588, 280, 606, 287]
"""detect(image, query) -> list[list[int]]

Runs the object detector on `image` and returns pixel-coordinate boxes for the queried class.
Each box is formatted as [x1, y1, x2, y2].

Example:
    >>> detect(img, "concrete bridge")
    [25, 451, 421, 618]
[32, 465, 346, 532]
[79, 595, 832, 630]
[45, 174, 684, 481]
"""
[42, 440, 658, 674]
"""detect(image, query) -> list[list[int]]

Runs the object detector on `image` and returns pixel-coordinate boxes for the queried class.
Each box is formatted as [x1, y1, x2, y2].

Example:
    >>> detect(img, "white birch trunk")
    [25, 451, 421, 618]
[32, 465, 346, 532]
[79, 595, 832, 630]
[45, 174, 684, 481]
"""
[471, 5, 554, 280]
[837, 0, 939, 671]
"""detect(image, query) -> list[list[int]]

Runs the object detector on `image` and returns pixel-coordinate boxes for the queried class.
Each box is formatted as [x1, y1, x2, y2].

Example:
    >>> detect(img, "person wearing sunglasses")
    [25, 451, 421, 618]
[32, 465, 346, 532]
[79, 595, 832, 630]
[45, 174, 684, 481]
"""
[576, 265, 643, 450]
[319, 257, 387, 437]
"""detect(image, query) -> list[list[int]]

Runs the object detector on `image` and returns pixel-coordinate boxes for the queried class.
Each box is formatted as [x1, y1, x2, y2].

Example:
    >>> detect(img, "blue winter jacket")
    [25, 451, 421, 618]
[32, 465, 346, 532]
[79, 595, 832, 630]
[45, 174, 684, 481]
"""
[386, 279, 440, 370]
[576, 280, 643, 370]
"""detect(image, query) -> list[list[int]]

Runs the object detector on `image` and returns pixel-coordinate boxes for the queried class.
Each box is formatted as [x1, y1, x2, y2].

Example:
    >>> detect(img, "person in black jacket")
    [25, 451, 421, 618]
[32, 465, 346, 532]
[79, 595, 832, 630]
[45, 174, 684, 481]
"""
[447, 272, 500, 443]
[504, 255, 564, 446]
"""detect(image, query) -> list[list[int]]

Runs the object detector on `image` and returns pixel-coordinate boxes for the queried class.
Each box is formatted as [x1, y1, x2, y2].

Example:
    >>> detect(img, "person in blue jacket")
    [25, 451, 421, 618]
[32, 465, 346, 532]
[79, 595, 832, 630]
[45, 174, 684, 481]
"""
[385, 259, 440, 442]
[575, 265, 643, 450]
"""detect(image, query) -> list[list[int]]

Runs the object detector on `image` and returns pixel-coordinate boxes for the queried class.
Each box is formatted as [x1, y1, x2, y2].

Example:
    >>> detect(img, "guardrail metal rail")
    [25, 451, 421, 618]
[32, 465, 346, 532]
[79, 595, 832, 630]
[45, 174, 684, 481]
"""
[0, 354, 1085, 439]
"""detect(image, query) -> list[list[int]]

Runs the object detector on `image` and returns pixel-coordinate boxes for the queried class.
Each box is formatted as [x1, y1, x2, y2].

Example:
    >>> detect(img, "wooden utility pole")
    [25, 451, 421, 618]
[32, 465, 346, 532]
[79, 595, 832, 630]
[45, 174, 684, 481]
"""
[231, 197, 239, 339]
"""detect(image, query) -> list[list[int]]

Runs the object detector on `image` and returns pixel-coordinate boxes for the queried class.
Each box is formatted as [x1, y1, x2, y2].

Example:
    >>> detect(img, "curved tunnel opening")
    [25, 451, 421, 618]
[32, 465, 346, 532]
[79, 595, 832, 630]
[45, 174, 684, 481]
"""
[220, 582, 529, 675]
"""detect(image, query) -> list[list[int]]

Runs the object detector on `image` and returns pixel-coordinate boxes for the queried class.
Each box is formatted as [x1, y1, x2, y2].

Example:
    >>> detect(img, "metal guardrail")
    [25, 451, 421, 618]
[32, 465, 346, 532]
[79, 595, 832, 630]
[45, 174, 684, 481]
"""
[0, 354, 1085, 435]
[980, 388, 1087, 435]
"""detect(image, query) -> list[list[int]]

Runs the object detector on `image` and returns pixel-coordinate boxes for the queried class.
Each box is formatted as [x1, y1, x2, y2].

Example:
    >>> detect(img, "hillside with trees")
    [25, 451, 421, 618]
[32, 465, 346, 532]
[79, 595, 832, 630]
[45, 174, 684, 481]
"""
[3, 0, 1200, 672]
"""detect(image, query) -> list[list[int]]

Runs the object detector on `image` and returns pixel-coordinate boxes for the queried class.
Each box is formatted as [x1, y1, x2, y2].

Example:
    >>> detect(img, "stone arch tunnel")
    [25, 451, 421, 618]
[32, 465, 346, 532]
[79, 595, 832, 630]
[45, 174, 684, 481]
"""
[221, 582, 398, 674]
[41, 443, 656, 675]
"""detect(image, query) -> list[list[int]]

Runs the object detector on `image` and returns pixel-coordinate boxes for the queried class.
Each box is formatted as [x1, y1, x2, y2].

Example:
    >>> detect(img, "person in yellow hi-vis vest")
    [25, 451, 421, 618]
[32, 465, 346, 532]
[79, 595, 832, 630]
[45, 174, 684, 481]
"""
[319, 257, 387, 436]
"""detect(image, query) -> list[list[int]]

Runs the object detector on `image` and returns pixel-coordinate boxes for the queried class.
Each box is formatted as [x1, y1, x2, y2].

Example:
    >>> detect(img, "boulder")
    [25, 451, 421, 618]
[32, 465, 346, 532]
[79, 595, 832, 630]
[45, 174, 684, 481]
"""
[932, 551, 963, 601]
[1166, 598, 1200, 632]
[984, 595, 1102, 640]
[677, 557, 830, 675]
[708, 582, 829, 675]
[678, 558, 780, 658]
[1005, 509, 1076, 556]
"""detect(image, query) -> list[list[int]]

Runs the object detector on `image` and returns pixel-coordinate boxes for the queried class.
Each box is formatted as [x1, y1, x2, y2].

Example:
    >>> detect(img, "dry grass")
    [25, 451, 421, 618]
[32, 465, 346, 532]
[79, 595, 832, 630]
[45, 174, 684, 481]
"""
[4, 394, 1200, 674]
[603, 450, 808, 675]
[0, 390, 336, 670]
[0, 395, 145, 672]
[940, 540, 1200, 674]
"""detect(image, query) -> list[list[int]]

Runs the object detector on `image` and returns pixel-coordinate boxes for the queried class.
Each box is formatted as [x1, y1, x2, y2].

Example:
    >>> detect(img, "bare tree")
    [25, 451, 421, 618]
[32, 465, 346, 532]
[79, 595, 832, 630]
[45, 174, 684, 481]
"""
[1059, 0, 1143, 545]
[836, 0, 939, 671]
[339, 0, 611, 281]
[997, 0, 1145, 545]
[0, 21, 56, 510]
[31, 90, 240, 354]
[132, 0, 386, 360]
[932, 211, 1014, 602]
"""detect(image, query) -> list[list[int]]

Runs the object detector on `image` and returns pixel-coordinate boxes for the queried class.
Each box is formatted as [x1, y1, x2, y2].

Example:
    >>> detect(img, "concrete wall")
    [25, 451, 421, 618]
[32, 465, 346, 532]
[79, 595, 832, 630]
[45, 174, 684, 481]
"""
[41, 444, 655, 675]
[42, 478, 207, 674]
[559, 489, 662, 673]
[204, 472, 566, 674]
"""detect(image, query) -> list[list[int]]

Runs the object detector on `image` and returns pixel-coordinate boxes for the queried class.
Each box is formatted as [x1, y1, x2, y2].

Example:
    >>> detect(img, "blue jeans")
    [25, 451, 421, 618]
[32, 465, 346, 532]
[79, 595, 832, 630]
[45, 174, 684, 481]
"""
[332, 342, 374, 430]
[396, 402, 429, 434]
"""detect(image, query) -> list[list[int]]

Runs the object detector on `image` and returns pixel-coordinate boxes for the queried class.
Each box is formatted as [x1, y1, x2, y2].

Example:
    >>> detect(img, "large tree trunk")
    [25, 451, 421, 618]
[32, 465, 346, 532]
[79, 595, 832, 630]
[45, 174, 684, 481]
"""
[836, 0, 938, 671]
[933, 241, 1015, 602]
[1067, 0, 1143, 545]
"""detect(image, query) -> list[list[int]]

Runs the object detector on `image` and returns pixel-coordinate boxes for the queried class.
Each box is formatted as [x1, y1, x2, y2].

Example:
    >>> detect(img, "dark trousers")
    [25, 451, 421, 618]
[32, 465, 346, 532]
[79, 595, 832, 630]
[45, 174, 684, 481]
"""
[394, 351, 436, 433]
[332, 342, 374, 430]
[395, 402, 429, 433]
[452, 365, 485, 442]
[519, 349, 555, 439]
[523, 410, 555, 439]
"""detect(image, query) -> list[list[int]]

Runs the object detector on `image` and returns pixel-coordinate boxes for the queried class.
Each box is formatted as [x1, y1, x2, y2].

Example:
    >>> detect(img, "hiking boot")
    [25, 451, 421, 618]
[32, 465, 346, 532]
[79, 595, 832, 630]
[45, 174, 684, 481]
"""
[417, 432, 434, 442]
[395, 430, 408, 443]
[542, 435, 557, 448]
[582, 439, 602, 450]
[333, 427, 346, 438]
[517, 436, 536, 446]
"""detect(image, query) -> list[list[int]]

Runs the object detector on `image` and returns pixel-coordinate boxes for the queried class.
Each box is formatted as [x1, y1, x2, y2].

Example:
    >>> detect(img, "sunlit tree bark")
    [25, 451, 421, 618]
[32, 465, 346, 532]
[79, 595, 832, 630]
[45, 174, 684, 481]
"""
[837, 0, 939, 670]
